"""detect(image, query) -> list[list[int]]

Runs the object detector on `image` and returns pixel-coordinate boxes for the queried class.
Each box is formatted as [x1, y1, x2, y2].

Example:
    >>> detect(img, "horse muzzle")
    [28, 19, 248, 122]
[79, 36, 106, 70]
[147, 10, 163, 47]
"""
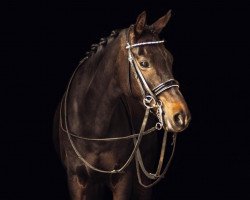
[165, 109, 191, 132]
[158, 90, 191, 132]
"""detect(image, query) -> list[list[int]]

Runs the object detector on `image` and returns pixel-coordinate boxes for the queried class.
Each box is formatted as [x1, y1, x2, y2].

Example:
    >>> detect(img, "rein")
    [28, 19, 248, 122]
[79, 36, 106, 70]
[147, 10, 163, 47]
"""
[59, 25, 179, 187]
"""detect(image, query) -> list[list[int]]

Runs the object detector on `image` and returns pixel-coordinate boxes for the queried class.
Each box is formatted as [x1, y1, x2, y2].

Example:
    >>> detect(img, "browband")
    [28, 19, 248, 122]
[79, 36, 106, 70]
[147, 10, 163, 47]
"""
[126, 40, 165, 49]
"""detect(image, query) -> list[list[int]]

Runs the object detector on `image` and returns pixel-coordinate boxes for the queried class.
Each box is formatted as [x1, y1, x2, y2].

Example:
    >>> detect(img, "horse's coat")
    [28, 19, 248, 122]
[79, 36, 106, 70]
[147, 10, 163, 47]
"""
[53, 11, 190, 200]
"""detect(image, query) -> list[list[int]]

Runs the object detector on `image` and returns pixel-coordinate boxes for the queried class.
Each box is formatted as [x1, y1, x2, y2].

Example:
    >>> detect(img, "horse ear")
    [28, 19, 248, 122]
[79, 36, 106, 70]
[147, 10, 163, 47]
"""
[134, 11, 147, 35]
[150, 10, 172, 34]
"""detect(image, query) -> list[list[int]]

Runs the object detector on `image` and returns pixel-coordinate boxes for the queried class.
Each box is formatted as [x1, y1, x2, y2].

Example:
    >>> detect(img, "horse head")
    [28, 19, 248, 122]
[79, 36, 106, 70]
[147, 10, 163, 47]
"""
[118, 11, 191, 132]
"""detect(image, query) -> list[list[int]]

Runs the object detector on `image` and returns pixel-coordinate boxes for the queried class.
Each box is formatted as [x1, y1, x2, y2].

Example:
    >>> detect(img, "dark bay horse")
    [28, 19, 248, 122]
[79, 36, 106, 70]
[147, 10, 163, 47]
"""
[53, 11, 190, 200]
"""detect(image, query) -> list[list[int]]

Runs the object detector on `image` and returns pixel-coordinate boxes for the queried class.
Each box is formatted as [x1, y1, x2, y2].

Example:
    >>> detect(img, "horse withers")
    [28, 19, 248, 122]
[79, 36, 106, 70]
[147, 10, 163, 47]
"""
[53, 10, 191, 200]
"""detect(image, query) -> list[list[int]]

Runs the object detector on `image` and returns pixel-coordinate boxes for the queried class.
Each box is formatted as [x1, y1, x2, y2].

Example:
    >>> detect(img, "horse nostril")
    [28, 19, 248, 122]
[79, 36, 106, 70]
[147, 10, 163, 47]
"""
[173, 112, 185, 127]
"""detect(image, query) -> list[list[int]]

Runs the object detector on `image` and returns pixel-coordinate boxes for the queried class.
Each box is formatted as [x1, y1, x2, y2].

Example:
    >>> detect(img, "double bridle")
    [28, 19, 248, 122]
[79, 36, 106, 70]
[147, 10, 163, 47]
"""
[125, 25, 179, 130]
[60, 25, 180, 188]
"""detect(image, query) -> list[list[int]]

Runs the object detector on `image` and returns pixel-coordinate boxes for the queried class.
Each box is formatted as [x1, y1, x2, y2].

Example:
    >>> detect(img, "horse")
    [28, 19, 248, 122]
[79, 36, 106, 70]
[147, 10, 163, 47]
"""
[53, 10, 191, 200]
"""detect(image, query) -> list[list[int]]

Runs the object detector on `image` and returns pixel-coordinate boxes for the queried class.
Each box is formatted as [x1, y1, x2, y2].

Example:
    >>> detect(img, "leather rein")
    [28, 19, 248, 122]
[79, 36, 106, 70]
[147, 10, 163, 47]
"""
[59, 25, 179, 188]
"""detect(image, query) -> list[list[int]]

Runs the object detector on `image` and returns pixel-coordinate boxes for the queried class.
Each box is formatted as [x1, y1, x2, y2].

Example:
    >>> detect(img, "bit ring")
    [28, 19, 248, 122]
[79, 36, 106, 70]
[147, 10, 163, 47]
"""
[143, 95, 156, 109]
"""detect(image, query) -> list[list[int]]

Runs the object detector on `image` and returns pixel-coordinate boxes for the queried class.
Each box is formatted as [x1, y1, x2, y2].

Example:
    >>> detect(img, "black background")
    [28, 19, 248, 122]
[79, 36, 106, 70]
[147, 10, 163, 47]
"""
[2, 0, 250, 199]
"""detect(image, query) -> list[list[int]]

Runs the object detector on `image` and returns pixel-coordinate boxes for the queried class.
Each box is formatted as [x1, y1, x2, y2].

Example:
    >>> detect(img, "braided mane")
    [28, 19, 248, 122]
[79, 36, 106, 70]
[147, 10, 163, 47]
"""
[79, 29, 120, 64]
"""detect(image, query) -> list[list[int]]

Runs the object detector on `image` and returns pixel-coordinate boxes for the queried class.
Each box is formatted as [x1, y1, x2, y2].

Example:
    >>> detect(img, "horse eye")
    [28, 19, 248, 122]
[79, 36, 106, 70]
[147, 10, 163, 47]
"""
[139, 61, 149, 68]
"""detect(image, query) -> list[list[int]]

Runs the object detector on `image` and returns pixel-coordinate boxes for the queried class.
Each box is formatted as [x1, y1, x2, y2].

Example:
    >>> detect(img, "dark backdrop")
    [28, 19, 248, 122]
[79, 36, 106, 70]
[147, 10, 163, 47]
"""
[2, 0, 250, 199]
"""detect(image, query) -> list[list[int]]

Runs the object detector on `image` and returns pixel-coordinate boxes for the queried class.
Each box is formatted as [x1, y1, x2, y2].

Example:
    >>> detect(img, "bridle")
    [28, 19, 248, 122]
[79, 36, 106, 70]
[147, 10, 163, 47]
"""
[125, 25, 179, 130]
[59, 25, 180, 188]
[125, 25, 179, 187]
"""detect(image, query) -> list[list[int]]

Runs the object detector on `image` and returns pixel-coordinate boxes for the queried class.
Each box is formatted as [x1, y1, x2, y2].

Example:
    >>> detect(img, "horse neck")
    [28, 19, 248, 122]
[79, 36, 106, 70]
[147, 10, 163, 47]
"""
[67, 33, 127, 136]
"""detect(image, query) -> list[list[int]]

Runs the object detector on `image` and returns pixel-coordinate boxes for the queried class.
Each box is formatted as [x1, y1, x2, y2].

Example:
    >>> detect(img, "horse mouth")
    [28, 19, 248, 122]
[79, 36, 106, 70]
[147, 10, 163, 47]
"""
[163, 111, 191, 133]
